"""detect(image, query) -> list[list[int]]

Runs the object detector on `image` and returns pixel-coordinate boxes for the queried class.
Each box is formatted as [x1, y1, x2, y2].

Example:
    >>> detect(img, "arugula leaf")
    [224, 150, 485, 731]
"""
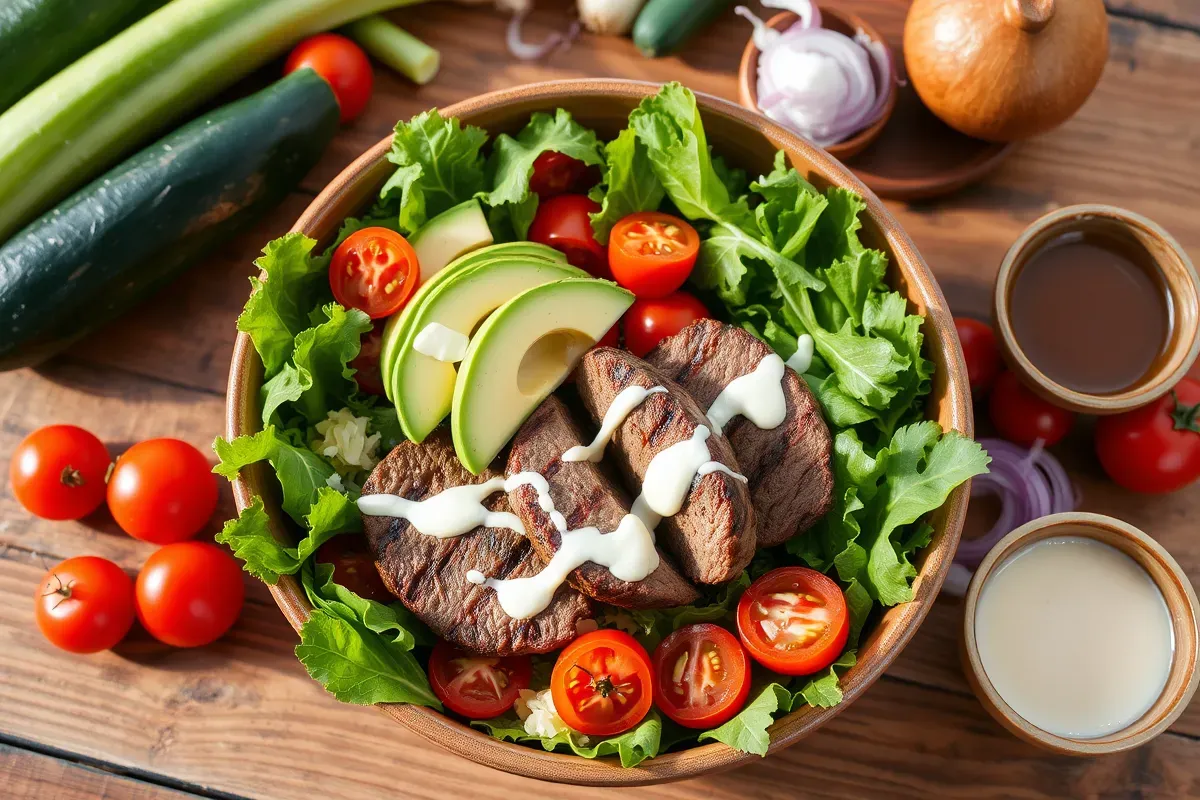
[380, 110, 489, 234]
[296, 607, 440, 709]
[480, 109, 604, 240]
[236, 234, 331, 377]
[213, 427, 335, 524]
[698, 683, 792, 756]
[588, 127, 666, 243]
[474, 714, 663, 768]
[214, 497, 296, 584]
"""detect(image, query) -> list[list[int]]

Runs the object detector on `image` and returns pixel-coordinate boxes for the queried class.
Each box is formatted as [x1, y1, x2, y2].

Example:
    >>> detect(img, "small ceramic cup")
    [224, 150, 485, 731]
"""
[993, 204, 1200, 414]
[737, 9, 897, 162]
[961, 512, 1200, 755]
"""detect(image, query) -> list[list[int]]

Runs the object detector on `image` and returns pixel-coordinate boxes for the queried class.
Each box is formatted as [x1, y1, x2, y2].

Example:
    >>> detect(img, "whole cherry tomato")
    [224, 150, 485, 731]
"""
[1095, 378, 1200, 493]
[107, 439, 218, 545]
[623, 291, 711, 358]
[551, 629, 653, 736]
[284, 34, 373, 123]
[988, 370, 1075, 447]
[527, 194, 608, 278]
[954, 316, 1002, 396]
[330, 227, 420, 319]
[736, 567, 849, 676]
[428, 641, 532, 718]
[10, 425, 110, 520]
[608, 212, 700, 299]
[136, 542, 245, 648]
[315, 535, 391, 602]
[34, 556, 135, 654]
[529, 152, 596, 197]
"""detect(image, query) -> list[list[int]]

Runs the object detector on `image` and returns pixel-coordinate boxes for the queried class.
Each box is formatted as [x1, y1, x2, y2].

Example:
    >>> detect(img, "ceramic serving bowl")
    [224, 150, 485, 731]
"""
[226, 79, 972, 785]
[737, 9, 898, 162]
[961, 512, 1200, 755]
[993, 204, 1200, 415]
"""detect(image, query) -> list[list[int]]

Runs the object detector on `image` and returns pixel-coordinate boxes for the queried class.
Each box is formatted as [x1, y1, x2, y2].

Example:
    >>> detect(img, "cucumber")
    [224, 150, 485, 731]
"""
[0, 0, 166, 114]
[0, 68, 339, 371]
[632, 0, 733, 58]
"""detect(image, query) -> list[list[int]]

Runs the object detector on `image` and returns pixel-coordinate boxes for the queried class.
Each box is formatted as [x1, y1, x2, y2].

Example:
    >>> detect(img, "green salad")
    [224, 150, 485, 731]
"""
[213, 82, 988, 767]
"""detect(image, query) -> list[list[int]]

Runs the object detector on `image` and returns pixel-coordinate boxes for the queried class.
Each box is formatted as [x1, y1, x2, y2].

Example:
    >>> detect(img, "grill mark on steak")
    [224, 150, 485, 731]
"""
[575, 348, 757, 585]
[360, 429, 590, 656]
[646, 319, 834, 546]
[507, 396, 699, 609]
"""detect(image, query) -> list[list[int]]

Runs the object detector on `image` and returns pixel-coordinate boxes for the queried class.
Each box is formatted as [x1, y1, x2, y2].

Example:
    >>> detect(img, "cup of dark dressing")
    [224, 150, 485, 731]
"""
[994, 205, 1200, 414]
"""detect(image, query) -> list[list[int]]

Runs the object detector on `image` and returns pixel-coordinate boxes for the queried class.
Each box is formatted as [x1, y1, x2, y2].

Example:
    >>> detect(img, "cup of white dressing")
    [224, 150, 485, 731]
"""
[961, 512, 1199, 755]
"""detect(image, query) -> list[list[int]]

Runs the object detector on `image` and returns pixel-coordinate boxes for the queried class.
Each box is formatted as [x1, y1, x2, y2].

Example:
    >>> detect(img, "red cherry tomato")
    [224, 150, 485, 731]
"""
[284, 34, 373, 123]
[1096, 378, 1200, 493]
[428, 640, 532, 718]
[330, 227, 420, 319]
[136, 542, 245, 648]
[609, 212, 700, 299]
[34, 557, 135, 654]
[954, 316, 1001, 396]
[551, 629, 653, 736]
[350, 320, 387, 396]
[529, 152, 595, 197]
[315, 535, 391, 602]
[597, 323, 620, 349]
[988, 370, 1075, 447]
[737, 567, 849, 676]
[107, 438, 218, 545]
[10, 425, 110, 520]
[527, 194, 609, 278]
[651, 623, 751, 729]
[623, 291, 711, 358]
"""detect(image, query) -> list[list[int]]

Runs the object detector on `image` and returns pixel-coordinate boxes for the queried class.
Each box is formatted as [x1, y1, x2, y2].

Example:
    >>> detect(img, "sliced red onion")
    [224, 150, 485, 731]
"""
[506, 7, 579, 61]
[764, 0, 821, 30]
[953, 439, 1078, 570]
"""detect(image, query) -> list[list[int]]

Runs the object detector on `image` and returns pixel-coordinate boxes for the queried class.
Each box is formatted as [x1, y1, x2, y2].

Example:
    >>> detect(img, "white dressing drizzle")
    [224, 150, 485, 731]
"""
[707, 353, 787, 433]
[786, 333, 814, 374]
[504, 471, 568, 532]
[562, 385, 667, 462]
[630, 426, 747, 531]
[412, 322, 470, 363]
[356, 478, 524, 538]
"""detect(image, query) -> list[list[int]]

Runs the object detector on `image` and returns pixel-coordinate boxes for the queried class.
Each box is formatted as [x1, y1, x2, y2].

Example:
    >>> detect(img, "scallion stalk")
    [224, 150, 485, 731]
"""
[346, 16, 440, 85]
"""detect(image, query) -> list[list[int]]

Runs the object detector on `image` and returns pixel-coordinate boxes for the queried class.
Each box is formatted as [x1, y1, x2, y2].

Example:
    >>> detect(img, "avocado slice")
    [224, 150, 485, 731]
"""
[452, 279, 635, 474]
[391, 257, 586, 442]
[379, 242, 564, 401]
[408, 198, 493, 282]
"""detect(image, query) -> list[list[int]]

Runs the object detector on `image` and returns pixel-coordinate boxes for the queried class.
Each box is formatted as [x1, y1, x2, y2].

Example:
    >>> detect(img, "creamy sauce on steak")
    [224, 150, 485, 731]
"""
[630, 425, 746, 531]
[706, 353, 787, 433]
[357, 478, 524, 537]
[562, 384, 667, 463]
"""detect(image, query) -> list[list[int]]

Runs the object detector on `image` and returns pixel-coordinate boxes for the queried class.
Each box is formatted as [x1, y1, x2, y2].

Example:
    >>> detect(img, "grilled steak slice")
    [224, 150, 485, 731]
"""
[646, 319, 834, 546]
[507, 395, 700, 609]
[574, 348, 756, 584]
[360, 430, 590, 656]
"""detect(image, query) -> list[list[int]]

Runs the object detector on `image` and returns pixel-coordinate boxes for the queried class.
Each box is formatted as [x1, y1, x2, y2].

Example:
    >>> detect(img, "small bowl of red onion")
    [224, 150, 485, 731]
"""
[737, 3, 898, 162]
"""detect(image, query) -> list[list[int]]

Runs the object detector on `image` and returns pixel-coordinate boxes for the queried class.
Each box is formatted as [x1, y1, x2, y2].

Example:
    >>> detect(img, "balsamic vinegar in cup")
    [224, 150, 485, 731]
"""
[1009, 227, 1172, 395]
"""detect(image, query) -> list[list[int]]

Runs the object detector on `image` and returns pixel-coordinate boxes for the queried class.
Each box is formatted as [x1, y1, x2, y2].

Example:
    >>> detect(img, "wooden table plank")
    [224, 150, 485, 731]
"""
[0, 743, 203, 800]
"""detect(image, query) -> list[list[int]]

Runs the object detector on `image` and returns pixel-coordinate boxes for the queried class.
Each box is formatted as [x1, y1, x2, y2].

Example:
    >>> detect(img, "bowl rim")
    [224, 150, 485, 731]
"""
[225, 78, 974, 785]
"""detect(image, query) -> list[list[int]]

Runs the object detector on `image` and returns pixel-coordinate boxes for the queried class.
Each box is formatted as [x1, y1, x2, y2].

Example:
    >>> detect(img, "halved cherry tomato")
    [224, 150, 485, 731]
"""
[284, 34, 373, 123]
[10, 425, 110, 520]
[954, 316, 1002, 397]
[737, 567, 849, 676]
[107, 438, 219, 545]
[527, 194, 609, 278]
[989, 370, 1075, 447]
[529, 152, 595, 197]
[350, 320, 387, 396]
[551, 629, 653, 736]
[330, 227, 420, 319]
[651, 623, 751, 729]
[623, 291, 711, 358]
[315, 535, 391, 602]
[428, 640, 532, 718]
[35, 556, 135, 654]
[609, 212, 700, 299]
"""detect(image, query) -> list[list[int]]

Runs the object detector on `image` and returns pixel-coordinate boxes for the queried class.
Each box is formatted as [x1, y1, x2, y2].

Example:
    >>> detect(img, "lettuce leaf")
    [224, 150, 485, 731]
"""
[213, 427, 335, 524]
[588, 127, 665, 243]
[627, 571, 750, 650]
[474, 713, 663, 769]
[698, 683, 792, 756]
[380, 110, 489, 234]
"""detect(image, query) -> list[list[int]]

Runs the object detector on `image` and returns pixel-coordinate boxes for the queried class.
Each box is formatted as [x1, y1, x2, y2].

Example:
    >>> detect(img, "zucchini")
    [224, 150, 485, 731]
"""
[0, 0, 428, 243]
[631, 0, 733, 58]
[0, 0, 166, 114]
[0, 68, 339, 371]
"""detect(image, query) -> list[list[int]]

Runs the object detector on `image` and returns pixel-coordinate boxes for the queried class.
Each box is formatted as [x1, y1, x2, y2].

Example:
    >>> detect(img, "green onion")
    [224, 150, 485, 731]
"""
[346, 15, 440, 85]
[0, 0, 430, 243]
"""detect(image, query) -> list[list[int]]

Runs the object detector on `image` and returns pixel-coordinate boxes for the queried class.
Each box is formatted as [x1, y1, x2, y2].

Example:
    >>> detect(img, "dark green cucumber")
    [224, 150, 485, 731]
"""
[632, 0, 734, 58]
[0, 68, 339, 371]
[0, 0, 166, 113]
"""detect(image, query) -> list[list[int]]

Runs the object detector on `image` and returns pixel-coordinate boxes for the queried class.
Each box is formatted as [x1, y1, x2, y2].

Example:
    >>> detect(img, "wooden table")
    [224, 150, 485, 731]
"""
[3, 2, 1199, 797]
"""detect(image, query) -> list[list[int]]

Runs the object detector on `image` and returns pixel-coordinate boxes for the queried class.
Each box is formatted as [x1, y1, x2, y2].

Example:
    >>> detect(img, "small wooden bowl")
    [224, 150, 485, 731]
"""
[961, 512, 1200, 755]
[993, 205, 1200, 415]
[226, 79, 973, 785]
[738, 10, 897, 162]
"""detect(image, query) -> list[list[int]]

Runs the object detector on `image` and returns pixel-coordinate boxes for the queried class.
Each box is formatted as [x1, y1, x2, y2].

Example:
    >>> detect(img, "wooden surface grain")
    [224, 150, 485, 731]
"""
[1, 1, 1198, 798]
